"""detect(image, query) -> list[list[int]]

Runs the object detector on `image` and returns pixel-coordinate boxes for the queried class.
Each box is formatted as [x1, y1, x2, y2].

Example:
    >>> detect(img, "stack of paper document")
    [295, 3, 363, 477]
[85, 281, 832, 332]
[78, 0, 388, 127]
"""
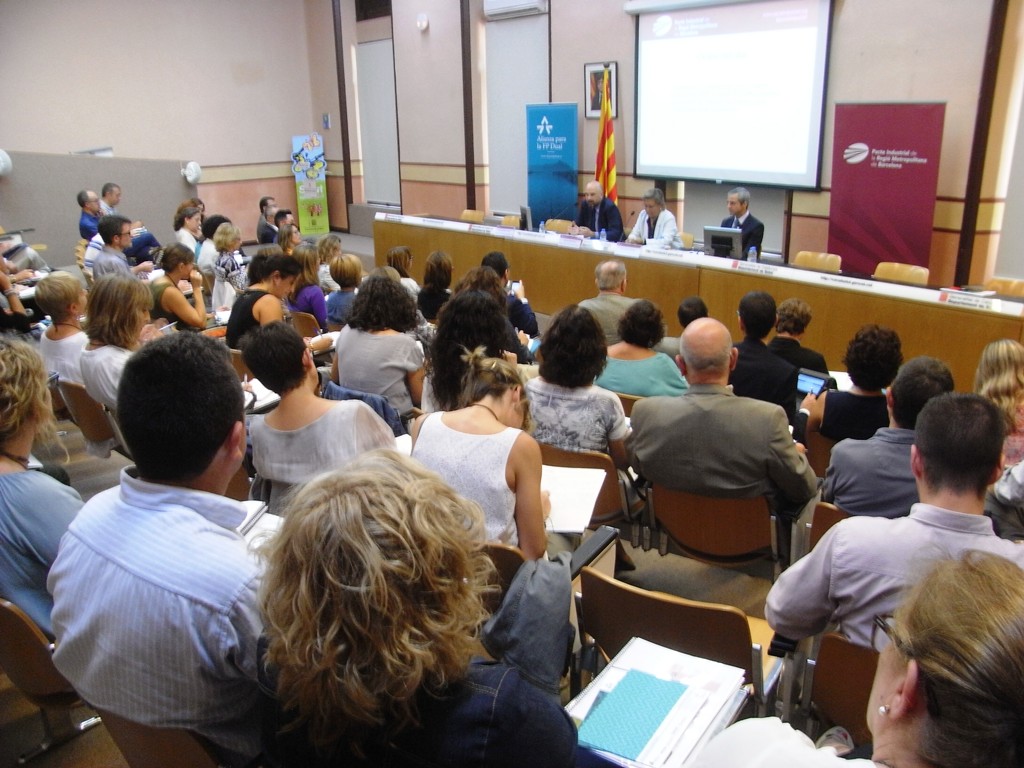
[567, 637, 746, 768]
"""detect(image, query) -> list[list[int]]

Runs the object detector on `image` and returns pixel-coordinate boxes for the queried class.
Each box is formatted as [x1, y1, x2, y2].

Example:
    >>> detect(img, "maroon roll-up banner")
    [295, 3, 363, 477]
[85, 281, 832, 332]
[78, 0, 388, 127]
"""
[827, 103, 945, 275]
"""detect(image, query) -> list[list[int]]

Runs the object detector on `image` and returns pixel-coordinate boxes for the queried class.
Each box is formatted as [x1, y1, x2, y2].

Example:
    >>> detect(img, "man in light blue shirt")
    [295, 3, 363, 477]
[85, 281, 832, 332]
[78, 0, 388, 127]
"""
[49, 333, 261, 766]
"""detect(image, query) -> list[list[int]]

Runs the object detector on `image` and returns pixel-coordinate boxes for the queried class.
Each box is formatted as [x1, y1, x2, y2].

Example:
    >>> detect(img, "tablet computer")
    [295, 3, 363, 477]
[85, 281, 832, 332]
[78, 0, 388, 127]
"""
[796, 368, 830, 397]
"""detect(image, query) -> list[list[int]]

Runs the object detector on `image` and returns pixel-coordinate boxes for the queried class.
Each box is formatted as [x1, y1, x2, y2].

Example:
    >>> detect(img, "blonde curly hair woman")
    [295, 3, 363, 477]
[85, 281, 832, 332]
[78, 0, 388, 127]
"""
[258, 450, 576, 767]
[975, 338, 1024, 465]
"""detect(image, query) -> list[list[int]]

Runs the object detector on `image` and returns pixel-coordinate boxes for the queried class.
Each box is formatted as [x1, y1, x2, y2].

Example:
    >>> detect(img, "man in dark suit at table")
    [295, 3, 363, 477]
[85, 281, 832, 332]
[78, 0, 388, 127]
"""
[717, 186, 764, 257]
[730, 291, 798, 423]
[571, 180, 623, 241]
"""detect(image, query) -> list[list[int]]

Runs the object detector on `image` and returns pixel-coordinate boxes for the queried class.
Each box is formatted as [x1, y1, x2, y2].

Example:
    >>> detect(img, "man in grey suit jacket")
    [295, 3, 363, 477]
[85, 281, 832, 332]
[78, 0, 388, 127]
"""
[578, 260, 638, 345]
[627, 318, 817, 528]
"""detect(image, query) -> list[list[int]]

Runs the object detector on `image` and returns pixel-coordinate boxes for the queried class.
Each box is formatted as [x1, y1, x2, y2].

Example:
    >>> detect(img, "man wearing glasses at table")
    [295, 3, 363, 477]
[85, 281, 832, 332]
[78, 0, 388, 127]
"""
[765, 392, 1024, 649]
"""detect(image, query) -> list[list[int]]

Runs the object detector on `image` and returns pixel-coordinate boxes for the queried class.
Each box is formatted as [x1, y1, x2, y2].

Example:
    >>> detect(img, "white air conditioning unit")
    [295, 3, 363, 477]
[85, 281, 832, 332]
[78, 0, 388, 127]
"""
[483, 0, 548, 21]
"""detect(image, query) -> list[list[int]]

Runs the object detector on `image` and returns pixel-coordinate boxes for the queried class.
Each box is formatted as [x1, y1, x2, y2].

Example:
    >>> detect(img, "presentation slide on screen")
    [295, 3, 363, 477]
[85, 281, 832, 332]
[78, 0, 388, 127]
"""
[635, 0, 830, 188]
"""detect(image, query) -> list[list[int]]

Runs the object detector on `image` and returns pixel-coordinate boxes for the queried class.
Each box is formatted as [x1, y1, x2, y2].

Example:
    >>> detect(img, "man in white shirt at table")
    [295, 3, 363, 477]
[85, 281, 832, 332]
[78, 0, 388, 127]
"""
[49, 333, 262, 766]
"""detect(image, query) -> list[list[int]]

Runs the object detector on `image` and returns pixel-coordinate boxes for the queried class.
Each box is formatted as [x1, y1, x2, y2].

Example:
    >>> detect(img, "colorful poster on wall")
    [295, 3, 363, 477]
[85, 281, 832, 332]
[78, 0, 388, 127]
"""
[828, 103, 945, 274]
[526, 103, 579, 226]
[291, 133, 329, 236]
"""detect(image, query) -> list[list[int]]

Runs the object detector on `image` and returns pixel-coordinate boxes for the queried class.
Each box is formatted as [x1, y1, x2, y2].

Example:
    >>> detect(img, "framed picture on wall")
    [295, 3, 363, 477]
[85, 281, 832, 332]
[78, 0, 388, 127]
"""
[584, 62, 617, 119]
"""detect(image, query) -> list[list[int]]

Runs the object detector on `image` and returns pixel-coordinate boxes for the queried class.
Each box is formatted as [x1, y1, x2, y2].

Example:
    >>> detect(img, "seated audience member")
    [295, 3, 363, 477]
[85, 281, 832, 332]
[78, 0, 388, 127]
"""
[273, 208, 295, 233]
[974, 338, 1024, 466]
[767, 297, 828, 373]
[325, 253, 362, 329]
[212, 222, 245, 309]
[257, 196, 278, 245]
[372, 266, 436, 349]
[92, 215, 154, 279]
[1, 238, 49, 273]
[481, 251, 539, 338]
[49, 333, 262, 766]
[80, 274, 154, 410]
[578, 260, 638, 345]
[76, 189, 103, 240]
[417, 250, 452, 322]
[258, 450, 577, 767]
[34, 271, 88, 384]
[149, 243, 208, 330]
[677, 295, 708, 328]
[316, 233, 342, 292]
[286, 244, 328, 331]
[225, 248, 301, 348]
[696, 551, 1024, 768]
[412, 350, 548, 559]
[526, 305, 629, 468]
[173, 205, 203, 259]
[95, 182, 161, 263]
[628, 318, 816, 530]
[626, 188, 682, 249]
[765, 393, 1024, 648]
[823, 356, 954, 518]
[330, 274, 424, 418]
[425, 290, 515, 413]
[386, 245, 419, 296]
[597, 299, 687, 397]
[241, 323, 393, 511]
[802, 324, 903, 442]
[453, 266, 532, 363]
[0, 339, 82, 638]
[729, 291, 798, 422]
[571, 180, 624, 241]
[277, 223, 302, 257]
[0, 269, 32, 335]
[197, 214, 230, 280]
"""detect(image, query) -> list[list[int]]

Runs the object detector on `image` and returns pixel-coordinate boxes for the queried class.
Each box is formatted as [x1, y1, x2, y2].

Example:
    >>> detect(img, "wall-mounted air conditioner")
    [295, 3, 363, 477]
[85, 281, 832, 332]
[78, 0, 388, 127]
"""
[483, 0, 548, 21]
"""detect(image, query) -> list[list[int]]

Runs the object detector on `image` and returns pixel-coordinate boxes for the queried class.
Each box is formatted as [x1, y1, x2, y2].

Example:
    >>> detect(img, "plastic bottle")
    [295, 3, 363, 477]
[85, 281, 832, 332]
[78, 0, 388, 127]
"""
[539, 220, 546, 234]
[747, 246, 758, 263]
[599, 228, 607, 242]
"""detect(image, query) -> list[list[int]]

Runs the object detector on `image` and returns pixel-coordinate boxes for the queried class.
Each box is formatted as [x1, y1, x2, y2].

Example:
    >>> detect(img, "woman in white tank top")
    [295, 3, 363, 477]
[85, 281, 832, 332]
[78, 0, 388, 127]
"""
[410, 349, 549, 559]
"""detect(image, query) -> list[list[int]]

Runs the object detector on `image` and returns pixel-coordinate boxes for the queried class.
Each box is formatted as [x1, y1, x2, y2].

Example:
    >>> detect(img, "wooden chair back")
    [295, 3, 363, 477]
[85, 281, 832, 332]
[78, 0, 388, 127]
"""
[483, 542, 525, 613]
[103, 406, 133, 460]
[615, 391, 642, 418]
[807, 633, 879, 744]
[579, 567, 755, 683]
[872, 261, 929, 286]
[544, 218, 573, 234]
[984, 276, 1024, 297]
[0, 599, 79, 708]
[459, 209, 486, 223]
[793, 251, 842, 273]
[58, 380, 115, 444]
[649, 484, 773, 562]
[230, 348, 254, 381]
[680, 231, 695, 250]
[539, 443, 624, 525]
[96, 708, 221, 768]
[807, 502, 849, 550]
[804, 427, 836, 478]
[289, 310, 320, 338]
[501, 214, 521, 228]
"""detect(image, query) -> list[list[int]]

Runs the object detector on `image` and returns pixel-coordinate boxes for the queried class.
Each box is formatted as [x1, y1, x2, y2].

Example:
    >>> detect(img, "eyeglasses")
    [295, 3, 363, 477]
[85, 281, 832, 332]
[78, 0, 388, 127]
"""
[119, 230, 132, 238]
[871, 614, 901, 653]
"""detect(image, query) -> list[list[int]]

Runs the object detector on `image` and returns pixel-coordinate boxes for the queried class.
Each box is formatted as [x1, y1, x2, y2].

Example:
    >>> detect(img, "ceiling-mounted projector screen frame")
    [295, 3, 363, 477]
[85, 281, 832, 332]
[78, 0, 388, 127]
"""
[631, 0, 834, 190]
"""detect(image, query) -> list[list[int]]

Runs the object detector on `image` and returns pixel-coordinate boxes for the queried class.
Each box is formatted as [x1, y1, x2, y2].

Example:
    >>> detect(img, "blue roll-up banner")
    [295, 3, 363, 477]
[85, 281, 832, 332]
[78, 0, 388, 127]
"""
[526, 103, 579, 227]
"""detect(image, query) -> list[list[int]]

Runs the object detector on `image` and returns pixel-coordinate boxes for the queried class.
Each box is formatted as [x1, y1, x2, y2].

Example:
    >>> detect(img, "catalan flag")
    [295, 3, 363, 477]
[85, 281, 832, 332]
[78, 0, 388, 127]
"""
[595, 68, 618, 204]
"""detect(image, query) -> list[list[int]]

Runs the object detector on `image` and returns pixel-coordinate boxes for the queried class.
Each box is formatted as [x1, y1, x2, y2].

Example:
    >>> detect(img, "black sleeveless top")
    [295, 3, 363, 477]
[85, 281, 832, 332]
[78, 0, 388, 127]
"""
[226, 290, 270, 348]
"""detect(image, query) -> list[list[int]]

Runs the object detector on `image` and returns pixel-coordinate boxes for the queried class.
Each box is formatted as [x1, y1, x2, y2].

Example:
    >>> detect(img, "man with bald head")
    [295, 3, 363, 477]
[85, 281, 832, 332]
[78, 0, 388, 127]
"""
[571, 180, 624, 241]
[627, 318, 817, 540]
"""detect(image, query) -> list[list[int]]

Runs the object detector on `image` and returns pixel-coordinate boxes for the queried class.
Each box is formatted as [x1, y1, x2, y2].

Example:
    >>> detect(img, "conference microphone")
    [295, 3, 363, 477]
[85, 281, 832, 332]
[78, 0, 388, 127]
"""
[548, 200, 579, 222]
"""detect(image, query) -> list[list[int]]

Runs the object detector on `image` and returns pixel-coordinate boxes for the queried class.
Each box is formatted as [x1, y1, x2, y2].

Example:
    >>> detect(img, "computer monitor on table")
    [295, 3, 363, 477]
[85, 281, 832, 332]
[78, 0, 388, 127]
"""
[703, 225, 743, 258]
[519, 206, 533, 233]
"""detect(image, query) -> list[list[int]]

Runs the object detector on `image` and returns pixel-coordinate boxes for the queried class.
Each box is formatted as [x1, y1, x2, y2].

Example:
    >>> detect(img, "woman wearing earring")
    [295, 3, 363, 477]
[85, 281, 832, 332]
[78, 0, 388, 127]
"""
[411, 348, 549, 559]
[148, 243, 208, 330]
